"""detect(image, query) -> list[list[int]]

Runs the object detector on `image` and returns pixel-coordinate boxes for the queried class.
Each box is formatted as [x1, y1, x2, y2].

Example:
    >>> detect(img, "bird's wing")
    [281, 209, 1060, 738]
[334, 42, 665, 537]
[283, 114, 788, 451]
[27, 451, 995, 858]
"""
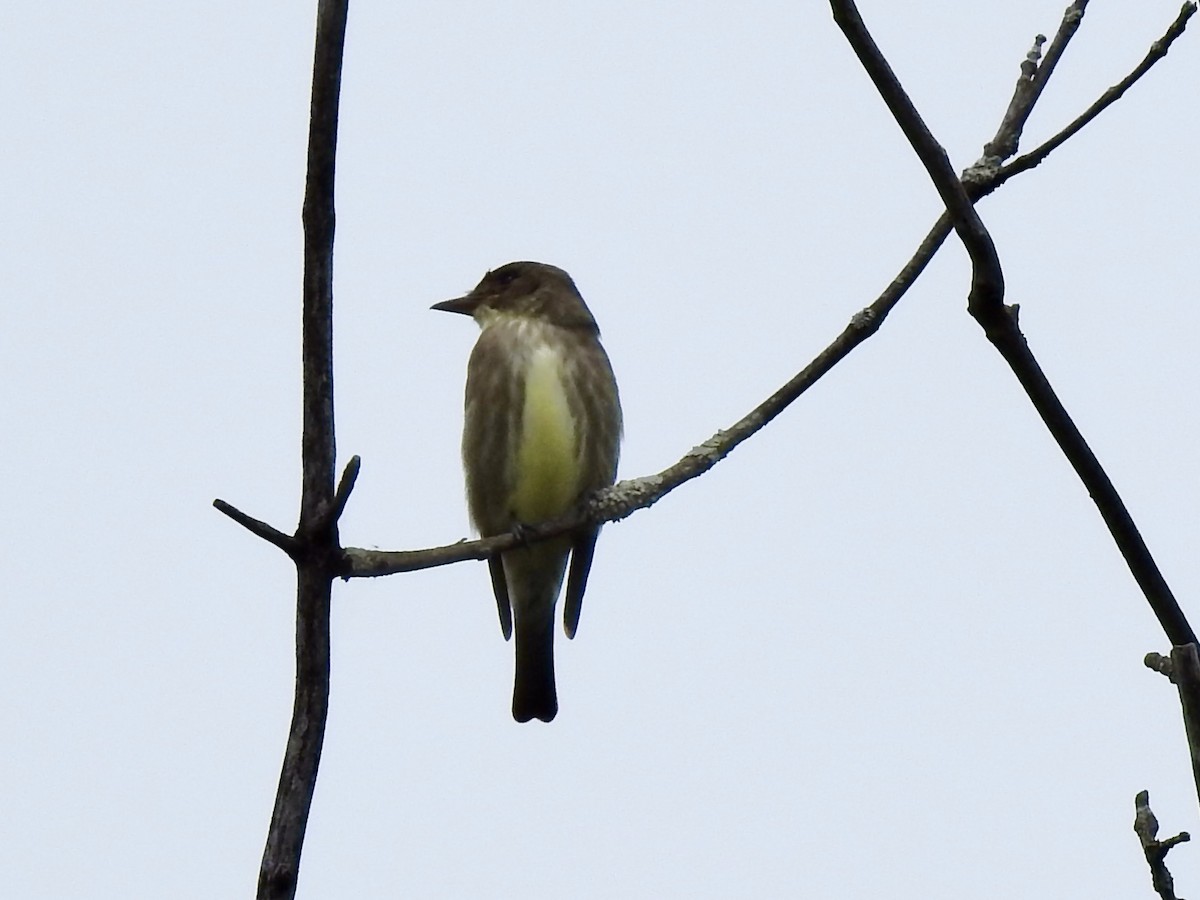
[562, 527, 599, 639]
[488, 555, 513, 640]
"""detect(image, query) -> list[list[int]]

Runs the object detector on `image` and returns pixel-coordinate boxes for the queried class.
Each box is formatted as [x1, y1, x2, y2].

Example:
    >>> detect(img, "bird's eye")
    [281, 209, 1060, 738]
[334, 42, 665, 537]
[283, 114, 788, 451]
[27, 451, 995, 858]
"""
[492, 267, 519, 287]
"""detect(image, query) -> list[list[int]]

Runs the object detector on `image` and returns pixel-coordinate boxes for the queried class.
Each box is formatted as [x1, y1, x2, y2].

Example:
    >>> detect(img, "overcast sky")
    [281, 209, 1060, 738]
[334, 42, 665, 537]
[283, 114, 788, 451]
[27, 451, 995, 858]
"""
[3, 2, 1198, 897]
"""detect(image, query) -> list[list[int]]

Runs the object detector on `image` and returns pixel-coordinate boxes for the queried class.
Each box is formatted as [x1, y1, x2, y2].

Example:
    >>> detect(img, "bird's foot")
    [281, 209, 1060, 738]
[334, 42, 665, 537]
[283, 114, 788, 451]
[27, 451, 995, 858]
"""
[511, 521, 536, 545]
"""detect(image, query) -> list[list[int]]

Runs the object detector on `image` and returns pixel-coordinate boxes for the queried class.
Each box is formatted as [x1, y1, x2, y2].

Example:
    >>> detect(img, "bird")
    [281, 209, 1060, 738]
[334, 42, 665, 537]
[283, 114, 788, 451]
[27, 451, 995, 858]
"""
[433, 261, 622, 722]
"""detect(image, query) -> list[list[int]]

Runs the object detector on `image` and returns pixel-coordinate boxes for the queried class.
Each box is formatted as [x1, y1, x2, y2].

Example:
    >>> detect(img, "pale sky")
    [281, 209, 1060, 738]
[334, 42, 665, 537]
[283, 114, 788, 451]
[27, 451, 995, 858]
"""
[3, 2, 1198, 897]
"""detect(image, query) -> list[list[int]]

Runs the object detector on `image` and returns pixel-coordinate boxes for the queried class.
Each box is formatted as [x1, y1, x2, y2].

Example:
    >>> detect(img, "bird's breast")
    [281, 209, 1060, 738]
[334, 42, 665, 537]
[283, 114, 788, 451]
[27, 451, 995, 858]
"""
[510, 341, 581, 523]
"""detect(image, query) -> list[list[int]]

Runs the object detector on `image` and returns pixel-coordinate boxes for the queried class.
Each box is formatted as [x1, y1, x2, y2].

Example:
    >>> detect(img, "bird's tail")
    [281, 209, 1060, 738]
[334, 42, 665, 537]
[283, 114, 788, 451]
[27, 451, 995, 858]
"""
[513, 613, 557, 723]
[504, 540, 570, 723]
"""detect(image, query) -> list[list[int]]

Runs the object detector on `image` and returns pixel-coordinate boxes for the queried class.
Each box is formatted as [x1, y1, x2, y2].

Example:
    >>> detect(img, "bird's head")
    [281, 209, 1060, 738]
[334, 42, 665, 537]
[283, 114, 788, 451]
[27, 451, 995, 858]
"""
[432, 261, 598, 332]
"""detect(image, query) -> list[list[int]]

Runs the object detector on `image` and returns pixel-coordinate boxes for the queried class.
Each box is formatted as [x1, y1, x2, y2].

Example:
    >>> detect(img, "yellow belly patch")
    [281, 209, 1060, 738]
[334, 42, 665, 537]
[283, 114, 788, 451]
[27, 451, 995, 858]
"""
[511, 345, 580, 523]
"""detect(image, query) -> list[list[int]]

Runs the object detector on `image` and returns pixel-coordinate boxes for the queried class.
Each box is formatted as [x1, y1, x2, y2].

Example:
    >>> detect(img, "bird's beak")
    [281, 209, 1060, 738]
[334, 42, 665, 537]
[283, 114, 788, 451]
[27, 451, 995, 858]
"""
[431, 294, 481, 316]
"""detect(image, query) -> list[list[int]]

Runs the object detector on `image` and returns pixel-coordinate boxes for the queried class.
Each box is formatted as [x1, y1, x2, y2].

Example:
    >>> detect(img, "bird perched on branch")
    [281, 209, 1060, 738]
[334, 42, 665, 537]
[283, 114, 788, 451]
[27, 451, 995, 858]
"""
[433, 261, 622, 722]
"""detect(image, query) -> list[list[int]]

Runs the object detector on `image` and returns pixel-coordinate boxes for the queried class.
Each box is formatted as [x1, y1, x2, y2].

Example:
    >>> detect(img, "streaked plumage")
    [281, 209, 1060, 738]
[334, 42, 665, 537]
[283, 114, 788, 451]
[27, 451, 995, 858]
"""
[433, 261, 621, 722]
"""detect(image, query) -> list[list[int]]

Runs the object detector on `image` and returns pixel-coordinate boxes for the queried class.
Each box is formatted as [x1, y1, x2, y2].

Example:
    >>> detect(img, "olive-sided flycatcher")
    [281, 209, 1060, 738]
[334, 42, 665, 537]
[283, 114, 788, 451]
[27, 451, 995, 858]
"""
[433, 261, 622, 722]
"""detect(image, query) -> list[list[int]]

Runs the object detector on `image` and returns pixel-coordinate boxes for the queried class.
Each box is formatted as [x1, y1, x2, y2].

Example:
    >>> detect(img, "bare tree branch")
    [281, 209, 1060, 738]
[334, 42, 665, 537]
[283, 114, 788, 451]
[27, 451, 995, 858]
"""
[983, 1, 1089, 161]
[213, 499, 299, 557]
[837, 0, 1199, 876]
[999, 2, 1197, 185]
[1134, 789, 1191, 900]
[983, 32, 1047, 162]
[971, 5, 1199, 647]
[831, 0, 1197, 647]
[211, 457, 360, 565]
[211, 3, 1198, 895]
[1146, 646, 1200, 812]
[344, 3, 1197, 583]
[830, 0, 1005, 321]
[255, 2, 349, 899]
[330, 454, 361, 523]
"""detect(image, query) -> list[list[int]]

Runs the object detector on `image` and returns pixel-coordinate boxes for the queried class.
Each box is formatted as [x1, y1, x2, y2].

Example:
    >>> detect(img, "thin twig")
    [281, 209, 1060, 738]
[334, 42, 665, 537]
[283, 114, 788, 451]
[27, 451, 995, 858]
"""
[999, 2, 1197, 184]
[982, 0, 1089, 162]
[1134, 790, 1190, 900]
[330, 454, 361, 523]
[1031, 1, 1089, 92]
[981, 32, 1046, 162]
[213, 499, 299, 557]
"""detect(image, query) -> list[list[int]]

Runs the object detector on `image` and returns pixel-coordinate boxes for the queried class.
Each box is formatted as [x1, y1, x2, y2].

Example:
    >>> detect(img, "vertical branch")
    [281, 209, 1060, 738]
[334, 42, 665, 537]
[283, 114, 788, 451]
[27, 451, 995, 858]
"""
[1169, 645, 1200, 809]
[257, 2, 350, 899]
[299, 0, 345, 528]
